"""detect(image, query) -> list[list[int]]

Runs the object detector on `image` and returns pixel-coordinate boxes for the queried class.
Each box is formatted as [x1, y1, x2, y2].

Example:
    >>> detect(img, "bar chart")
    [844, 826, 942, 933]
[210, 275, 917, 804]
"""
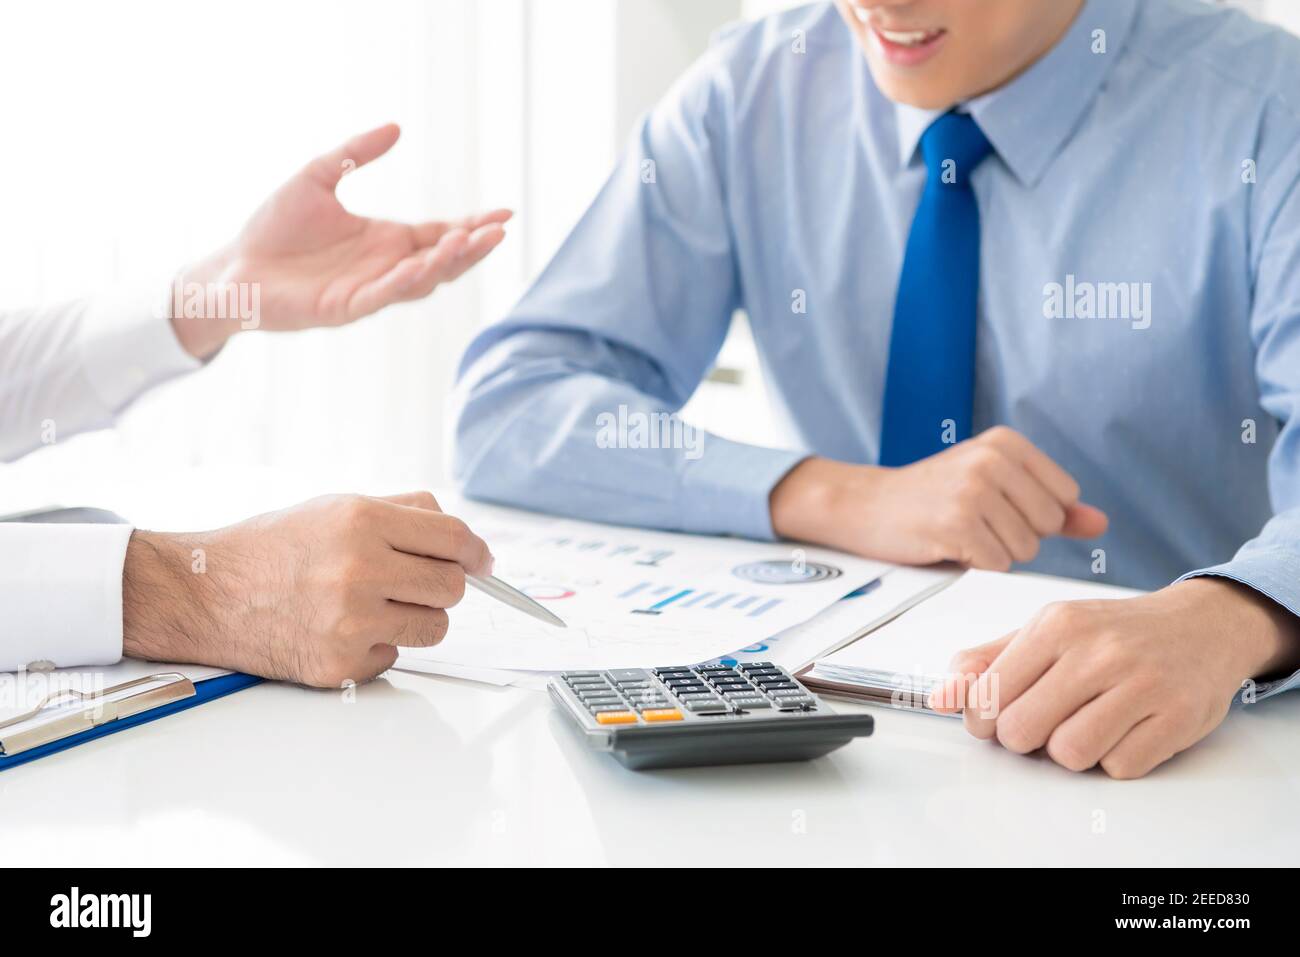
[620, 582, 785, 619]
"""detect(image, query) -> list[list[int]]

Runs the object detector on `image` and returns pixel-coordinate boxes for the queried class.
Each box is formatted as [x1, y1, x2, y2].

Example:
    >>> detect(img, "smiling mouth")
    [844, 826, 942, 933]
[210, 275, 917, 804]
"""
[875, 27, 946, 47]
[848, 5, 947, 50]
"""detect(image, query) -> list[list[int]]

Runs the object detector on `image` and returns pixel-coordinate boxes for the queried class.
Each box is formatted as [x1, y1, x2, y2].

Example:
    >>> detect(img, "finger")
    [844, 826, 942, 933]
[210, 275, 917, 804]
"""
[993, 658, 1103, 754]
[964, 615, 1062, 738]
[1098, 714, 1191, 780]
[960, 516, 1014, 571]
[380, 603, 451, 648]
[410, 208, 513, 247]
[1045, 686, 1155, 772]
[980, 489, 1042, 564]
[359, 644, 399, 681]
[981, 427, 1080, 507]
[396, 223, 504, 302]
[1062, 502, 1109, 539]
[380, 554, 467, 609]
[344, 230, 470, 319]
[378, 491, 443, 512]
[308, 123, 401, 189]
[930, 631, 1015, 713]
[373, 502, 493, 577]
[978, 450, 1067, 537]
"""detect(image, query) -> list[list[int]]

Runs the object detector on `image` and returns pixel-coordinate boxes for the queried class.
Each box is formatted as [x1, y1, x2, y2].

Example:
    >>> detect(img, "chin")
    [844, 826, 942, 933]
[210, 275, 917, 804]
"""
[869, 71, 962, 110]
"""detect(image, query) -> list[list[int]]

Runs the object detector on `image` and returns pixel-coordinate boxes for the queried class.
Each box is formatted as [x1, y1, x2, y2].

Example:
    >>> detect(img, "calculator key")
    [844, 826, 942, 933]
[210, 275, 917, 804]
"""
[635, 701, 672, 711]
[684, 700, 731, 713]
[595, 711, 639, 724]
[641, 708, 684, 722]
[760, 681, 799, 691]
[738, 662, 775, 671]
[730, 697, 771, 709]
[563, 671, 601, 679]
[677, 692, 721, 701]
[697, 665, 735, 674]
[775, 698, 814, 710]
[584, 701, 627, 711]
[771, 688, 808, 697]
[608, 669, 651, 682]
[616, 681, 653, 692]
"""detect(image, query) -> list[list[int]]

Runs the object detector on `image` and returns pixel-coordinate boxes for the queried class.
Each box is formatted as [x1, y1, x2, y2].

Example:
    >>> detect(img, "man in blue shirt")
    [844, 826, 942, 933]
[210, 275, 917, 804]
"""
[452, 0, 1300, 778]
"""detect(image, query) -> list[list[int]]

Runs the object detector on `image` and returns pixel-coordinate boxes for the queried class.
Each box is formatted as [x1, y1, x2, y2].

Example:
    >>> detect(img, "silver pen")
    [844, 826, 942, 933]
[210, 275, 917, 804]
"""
[467, 575, 567, 628]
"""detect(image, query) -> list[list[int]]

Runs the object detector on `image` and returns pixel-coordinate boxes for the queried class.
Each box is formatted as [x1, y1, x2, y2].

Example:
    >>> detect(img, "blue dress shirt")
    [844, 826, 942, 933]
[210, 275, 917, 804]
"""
[453, 0, 1300, 698]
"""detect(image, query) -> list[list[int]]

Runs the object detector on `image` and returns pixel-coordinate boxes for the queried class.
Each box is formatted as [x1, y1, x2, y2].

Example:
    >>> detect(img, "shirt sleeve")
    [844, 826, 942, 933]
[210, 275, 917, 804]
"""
[0, 286, 198, 462]
[450, 39, 805, 541]
[1, 287, 198, 669]
[1176, 110, 1300, 702]
[0, 523, 132, 671]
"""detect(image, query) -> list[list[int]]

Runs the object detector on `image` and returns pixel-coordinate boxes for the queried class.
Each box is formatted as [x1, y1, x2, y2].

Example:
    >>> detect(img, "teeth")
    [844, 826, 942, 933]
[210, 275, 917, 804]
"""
[879, 28, 935, 46]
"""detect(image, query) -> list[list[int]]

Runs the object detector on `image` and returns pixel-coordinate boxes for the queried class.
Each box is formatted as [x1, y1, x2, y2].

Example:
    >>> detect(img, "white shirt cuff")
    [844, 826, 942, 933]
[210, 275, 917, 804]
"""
[76, 285, 199, 416]
[0, 523, 131, 671]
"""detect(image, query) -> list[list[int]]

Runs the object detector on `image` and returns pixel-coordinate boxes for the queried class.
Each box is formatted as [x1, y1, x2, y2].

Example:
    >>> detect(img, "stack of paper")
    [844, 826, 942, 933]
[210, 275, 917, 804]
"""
[396, 498, 900, 683]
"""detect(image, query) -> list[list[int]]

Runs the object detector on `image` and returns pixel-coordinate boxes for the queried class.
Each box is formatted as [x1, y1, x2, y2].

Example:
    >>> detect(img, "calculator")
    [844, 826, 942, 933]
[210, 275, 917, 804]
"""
[548, 663, 874, 770]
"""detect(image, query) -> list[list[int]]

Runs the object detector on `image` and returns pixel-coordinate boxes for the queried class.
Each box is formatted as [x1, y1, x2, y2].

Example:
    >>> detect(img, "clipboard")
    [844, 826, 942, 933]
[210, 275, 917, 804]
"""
[0, 670, 261, 772]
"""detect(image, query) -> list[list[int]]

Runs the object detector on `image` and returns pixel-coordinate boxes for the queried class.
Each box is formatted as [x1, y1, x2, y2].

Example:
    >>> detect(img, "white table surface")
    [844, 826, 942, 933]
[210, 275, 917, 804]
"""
[3, 669, 1298, 867]
[2, 462, 1298, 866]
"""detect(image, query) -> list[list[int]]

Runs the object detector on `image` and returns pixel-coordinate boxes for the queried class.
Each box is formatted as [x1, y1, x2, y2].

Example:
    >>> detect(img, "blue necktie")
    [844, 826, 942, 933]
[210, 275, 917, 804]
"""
[879, 112, 993, 466]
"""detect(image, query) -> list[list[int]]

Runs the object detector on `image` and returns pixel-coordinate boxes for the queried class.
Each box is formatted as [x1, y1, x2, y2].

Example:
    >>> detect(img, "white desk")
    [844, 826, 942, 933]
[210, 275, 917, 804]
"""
[2, 464, 1299, 865]
[2, 669, 1298, 866]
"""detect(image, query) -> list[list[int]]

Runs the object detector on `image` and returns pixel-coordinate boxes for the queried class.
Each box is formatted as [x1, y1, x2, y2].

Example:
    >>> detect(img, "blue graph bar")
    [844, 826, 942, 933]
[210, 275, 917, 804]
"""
[649, 589, 693, 610]
[680, 591, 715, 607]
[706, 592, 737, 609]
[747, 598, 782, 618]
[733, 595, 758, 610]
[618, 582, 650, 599]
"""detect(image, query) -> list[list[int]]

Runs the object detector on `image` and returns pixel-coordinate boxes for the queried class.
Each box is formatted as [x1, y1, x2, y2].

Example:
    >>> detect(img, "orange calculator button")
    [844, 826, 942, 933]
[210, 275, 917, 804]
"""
[641, 709, 684, 722]
[595, 711, 638, 725]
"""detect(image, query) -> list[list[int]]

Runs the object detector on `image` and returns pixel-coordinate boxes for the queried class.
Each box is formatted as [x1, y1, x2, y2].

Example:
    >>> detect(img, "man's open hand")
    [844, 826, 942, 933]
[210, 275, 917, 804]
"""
[170, 124, 511, 358]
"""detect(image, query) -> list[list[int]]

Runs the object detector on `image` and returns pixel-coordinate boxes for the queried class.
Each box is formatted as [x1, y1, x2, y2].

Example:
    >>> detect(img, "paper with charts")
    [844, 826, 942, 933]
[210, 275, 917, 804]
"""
[400, 500, 891, 672]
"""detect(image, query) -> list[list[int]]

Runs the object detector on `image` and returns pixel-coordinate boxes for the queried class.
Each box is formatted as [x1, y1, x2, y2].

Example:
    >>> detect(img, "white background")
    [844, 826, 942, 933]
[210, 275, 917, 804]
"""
[2, 0, 1296, 519]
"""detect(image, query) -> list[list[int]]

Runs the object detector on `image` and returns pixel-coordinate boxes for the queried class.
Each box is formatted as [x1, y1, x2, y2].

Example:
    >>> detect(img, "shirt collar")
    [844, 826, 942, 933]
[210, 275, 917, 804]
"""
[893, 0, 1138, 186]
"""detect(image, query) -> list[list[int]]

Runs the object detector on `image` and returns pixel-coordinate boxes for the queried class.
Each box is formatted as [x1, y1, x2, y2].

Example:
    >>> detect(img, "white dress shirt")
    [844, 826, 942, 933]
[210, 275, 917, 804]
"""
[0, 289, 198, 670]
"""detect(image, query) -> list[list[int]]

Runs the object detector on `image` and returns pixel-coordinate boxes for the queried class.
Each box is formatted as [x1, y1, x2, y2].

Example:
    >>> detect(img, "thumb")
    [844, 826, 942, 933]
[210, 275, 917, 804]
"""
[930, 631, 1014, 713]
[1061, 502, 1109, 539]
[306, 123, 401, 190]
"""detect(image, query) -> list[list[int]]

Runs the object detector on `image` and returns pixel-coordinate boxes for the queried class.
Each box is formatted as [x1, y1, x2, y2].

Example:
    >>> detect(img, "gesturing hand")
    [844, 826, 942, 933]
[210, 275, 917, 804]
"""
[171, 123, 512, 358]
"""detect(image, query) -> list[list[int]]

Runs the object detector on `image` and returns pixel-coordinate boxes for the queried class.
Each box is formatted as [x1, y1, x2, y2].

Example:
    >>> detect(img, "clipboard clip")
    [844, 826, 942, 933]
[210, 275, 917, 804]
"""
[0, 672, 196, 757]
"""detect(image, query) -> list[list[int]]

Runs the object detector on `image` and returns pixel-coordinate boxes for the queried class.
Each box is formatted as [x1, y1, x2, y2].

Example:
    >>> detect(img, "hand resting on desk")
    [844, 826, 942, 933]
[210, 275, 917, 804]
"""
[770, 425, 1300, 778]
[121, 492, 492, 688]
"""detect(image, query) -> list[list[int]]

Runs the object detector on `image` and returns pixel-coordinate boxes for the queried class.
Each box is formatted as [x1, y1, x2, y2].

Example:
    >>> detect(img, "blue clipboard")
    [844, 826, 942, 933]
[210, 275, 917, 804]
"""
[0, 672, 262, 772]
